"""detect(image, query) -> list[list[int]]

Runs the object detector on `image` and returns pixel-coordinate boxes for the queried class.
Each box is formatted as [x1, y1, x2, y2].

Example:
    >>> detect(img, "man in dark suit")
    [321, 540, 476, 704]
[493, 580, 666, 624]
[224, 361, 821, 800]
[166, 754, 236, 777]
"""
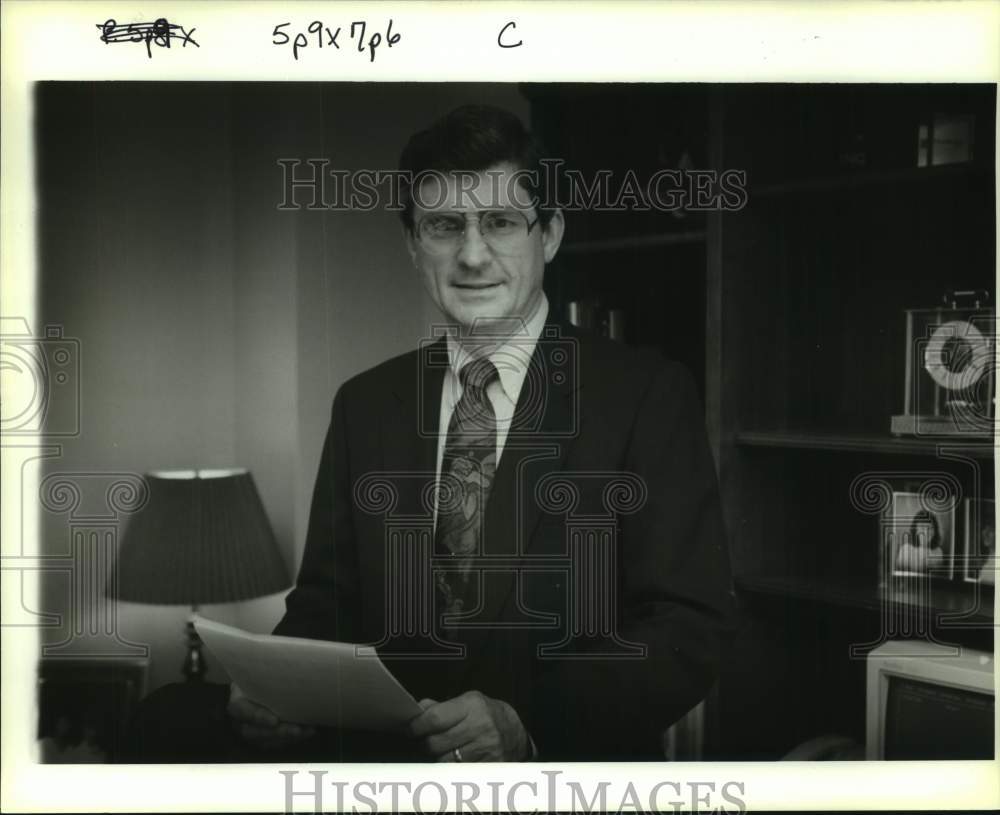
[229, 104, 735, 762]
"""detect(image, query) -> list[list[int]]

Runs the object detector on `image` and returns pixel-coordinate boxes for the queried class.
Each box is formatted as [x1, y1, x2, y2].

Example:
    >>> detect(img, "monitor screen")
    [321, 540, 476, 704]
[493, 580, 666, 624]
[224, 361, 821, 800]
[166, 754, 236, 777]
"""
[884, 675, 995, 760]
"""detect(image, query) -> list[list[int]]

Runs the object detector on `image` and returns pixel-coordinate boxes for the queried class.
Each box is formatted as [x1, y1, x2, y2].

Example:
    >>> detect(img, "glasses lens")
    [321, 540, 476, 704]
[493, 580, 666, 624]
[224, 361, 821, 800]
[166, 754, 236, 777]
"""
[420, 214, 465, 242]
[417, 211, 533, 254]
[481, 211, 528, 240]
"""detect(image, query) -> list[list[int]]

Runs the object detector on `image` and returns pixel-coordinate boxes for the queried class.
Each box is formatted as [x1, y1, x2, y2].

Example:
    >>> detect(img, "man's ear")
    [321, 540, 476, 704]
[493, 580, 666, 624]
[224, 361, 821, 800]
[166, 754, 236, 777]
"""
[541, 209, 565, 263]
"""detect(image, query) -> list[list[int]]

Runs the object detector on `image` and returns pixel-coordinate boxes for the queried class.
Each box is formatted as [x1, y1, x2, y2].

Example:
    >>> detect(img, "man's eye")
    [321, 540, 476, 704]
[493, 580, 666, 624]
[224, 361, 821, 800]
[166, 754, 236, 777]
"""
[426, 218, 462, 235]
[487, 215, 518, 230]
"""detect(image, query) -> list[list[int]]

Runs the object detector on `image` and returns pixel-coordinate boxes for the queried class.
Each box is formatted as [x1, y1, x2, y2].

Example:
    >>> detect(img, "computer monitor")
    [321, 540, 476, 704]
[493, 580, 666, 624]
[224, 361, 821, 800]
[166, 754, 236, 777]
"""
[866, 640, 995, 760]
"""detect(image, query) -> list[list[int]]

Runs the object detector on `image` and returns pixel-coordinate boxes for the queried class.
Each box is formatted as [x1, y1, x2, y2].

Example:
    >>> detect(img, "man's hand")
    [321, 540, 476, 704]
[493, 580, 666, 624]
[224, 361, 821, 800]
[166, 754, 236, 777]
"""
[226, 684, 315, 750]
[408, 691, 530, 762]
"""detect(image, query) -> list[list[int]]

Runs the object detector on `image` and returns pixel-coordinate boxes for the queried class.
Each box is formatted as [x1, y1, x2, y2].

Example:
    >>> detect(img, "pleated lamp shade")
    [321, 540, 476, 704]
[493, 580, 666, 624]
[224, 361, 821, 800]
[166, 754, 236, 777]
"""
[109, 469, 291, 605]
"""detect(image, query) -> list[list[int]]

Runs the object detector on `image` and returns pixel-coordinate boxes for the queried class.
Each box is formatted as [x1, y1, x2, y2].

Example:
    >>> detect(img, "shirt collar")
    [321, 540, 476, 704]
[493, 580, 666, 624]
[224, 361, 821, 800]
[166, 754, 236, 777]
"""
[445, 295, 549, 404]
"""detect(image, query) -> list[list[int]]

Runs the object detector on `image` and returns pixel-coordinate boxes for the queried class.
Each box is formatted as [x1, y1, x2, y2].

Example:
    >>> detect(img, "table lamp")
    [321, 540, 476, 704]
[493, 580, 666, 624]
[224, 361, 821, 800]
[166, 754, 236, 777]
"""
[107, 468, 291, 682]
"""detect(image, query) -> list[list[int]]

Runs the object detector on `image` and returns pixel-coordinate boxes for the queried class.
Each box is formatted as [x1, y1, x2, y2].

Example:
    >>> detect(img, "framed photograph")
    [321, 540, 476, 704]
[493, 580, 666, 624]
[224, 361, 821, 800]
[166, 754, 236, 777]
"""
[886, 491, 955, 580]
[963, 498, 996, 585]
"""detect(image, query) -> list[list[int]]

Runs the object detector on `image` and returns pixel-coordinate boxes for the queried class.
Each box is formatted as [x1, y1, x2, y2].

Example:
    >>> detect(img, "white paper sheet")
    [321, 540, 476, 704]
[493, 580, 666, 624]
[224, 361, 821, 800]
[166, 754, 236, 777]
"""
[193, 615, 422, 730]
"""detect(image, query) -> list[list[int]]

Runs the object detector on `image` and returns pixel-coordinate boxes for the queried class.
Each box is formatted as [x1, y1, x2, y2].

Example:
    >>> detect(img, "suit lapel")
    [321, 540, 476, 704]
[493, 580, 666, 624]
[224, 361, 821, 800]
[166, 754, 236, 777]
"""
[381, 338, 446, 515]
[470, 321, 582, 638]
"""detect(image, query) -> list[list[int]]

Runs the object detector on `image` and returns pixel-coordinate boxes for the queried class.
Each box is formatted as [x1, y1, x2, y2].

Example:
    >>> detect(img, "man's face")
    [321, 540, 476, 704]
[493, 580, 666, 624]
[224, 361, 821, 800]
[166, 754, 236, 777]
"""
[406, 163, 564, 333]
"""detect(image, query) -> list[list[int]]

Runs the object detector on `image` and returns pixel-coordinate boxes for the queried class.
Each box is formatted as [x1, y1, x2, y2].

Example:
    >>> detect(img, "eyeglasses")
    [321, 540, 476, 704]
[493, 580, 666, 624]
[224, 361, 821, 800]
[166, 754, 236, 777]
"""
[415, 210, 539, 255]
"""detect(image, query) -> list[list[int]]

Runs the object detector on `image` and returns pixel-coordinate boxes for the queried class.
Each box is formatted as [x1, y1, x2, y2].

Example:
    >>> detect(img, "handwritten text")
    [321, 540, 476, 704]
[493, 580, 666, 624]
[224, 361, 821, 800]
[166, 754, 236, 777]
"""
[272, 19, 400, 62]
[97, 18, 199, 58]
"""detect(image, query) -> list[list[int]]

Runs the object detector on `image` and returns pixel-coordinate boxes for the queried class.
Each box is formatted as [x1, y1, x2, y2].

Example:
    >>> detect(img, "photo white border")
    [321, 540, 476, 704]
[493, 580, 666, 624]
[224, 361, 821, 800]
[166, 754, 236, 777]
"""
[2, 1, 998, 812]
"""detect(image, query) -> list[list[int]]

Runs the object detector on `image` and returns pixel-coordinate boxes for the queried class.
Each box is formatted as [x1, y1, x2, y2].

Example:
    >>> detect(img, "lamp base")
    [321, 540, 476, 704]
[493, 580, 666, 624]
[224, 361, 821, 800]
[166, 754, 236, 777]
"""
[182, 617, 206, 682]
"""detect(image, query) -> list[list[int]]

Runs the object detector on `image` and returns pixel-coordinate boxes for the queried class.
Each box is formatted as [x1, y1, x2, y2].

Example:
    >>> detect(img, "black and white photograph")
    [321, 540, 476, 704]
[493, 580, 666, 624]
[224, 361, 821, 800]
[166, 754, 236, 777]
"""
[26, 75, 995, 761]
[1, 3, 997, 814]
[887, 491, 955, 580]
[964, 497, 997, 585]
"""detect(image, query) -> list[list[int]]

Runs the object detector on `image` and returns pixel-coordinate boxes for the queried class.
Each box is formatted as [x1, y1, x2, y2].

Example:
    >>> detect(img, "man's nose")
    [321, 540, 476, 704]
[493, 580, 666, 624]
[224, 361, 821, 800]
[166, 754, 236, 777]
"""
[455, 222, 491, 268]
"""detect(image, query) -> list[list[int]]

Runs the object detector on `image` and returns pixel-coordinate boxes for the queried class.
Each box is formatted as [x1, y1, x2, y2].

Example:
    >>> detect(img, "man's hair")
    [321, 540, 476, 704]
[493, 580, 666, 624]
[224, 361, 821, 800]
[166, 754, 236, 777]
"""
[397, 104, 554, 233]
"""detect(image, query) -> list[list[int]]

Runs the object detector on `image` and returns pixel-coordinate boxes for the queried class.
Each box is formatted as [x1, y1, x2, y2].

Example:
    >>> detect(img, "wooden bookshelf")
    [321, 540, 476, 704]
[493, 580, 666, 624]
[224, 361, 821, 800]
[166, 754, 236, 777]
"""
[559, 230, 706, 255]
[708, 84, 996, 759]
[736, 574, 995, 625]
[752, 162, 990, 199]
[527, 82, 997, 761]
[735, 430, 997, 458]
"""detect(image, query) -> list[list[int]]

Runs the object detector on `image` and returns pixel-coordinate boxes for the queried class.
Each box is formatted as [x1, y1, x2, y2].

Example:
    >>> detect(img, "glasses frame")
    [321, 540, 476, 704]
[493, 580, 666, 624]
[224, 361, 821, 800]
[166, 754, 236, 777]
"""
[414, 209, 540, 255]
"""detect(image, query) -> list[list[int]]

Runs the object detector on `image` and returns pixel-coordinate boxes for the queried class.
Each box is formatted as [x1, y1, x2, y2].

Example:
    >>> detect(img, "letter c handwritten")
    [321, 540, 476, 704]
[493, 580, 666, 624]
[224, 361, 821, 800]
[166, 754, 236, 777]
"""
[498, 21, 522, 48]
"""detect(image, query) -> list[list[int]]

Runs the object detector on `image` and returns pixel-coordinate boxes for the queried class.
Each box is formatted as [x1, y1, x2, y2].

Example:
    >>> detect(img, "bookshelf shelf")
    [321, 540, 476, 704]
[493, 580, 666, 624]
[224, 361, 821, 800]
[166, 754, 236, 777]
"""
[559, 230, 706, 255]
[735, 430, 997, 459]
[751, 162, 990, 199]
[736, 574, 994, 625]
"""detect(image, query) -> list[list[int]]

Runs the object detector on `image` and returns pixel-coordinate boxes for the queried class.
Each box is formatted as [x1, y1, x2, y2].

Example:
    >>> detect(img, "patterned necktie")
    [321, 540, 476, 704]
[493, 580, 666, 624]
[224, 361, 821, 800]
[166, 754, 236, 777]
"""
[435, 356, 499, 617]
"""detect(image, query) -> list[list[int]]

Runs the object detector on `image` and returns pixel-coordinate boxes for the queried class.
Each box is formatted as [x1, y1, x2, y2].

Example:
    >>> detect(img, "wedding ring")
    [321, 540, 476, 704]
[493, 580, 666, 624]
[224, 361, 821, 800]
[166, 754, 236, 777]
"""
[453, 747, 464, 763]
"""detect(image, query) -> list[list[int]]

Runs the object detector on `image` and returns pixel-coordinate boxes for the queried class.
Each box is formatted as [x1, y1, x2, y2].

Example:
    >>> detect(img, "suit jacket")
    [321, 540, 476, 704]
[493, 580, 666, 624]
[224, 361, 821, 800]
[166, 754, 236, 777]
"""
[274, 320, 735, 760]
